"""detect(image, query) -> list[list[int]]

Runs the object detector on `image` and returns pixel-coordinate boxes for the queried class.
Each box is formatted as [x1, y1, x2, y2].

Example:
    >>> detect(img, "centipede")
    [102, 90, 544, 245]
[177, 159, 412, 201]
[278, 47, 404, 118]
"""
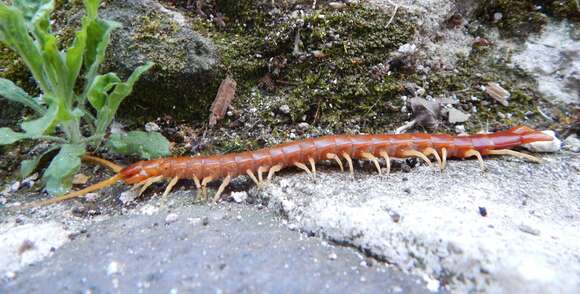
[31, 126, 555, 206]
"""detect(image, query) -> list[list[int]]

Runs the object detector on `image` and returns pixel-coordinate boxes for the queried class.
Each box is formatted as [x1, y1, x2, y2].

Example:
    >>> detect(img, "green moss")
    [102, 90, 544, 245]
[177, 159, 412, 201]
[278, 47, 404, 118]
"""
[549, 0, 580, 21]
[476, 0, 548, 39]
[420, 47, 540, 133]
[198, 3, 415, 137]
[477, 0, 579, 39]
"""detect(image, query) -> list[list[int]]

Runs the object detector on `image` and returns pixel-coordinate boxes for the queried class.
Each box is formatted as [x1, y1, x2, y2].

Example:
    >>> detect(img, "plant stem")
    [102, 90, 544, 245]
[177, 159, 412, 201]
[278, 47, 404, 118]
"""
[38, 136, 68, 144]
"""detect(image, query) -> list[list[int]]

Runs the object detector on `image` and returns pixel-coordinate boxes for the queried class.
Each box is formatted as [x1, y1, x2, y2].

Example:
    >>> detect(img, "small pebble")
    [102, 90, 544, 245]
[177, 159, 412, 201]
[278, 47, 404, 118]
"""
[297, 122, 310, 130]
[478, 206, 488, 217]
[145, 122, 161, 132]
[4, 271, 16, 279]
[107, 261, 122, 275]
[328, 2, 347, 9]
[165, 213, 179, 224]
[390, 211, 401, 223]
[231, 191, 248, 203]
[519, 224, 540, 236]
[10, 181, 21, 193]
[279, 104, 291, 114]
[328, 252, 338, 260]
[403, 188, 411, 194]
[202, 217, 210, 226]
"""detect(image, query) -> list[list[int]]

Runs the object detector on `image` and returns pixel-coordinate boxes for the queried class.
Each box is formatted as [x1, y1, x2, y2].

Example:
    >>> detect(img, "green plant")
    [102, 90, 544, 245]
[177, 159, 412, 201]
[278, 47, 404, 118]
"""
[0, 0, 170, 195]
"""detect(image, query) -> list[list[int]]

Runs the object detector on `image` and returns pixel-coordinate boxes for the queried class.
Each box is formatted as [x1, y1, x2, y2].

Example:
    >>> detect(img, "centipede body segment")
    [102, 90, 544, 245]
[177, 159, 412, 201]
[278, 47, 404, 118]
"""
[33, 126, 554, 206]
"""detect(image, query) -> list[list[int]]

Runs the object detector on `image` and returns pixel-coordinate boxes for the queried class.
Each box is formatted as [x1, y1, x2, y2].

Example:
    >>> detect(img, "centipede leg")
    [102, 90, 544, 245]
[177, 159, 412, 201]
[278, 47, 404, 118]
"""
[267, 164, 283, 181]
[441, 148, 447, 170]
[486, 149, 543, 163]
[135, 176, 165, 196]
[464, 149, 485, 170]
[379, 150, 391, 175]
[294, 162, 313, 177]
[308, 157, 316, 178]
[401, 150, 432, 167]
[361, 152, 382, 175]
[326, 153, 344, 172]
[213, 174, 231, 203]
[342, 152, 354, 177]
[201, 176, 214, 202]
[257, 166, 267, 183]
[422, 147, 442, 170]
[246, 169, 260, 186]
[161, 177, 180, 203]
[193, 176, 203, 203]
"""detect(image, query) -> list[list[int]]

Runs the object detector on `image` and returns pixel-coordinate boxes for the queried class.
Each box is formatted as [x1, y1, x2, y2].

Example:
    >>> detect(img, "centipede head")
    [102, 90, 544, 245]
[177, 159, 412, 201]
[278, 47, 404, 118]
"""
[506, 126, 554, 144]
[120, 159, 165, 185]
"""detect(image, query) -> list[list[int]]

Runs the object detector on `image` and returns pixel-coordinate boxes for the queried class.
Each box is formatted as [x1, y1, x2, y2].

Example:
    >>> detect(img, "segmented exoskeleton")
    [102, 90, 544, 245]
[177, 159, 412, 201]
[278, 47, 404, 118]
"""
[34, 126, 554, 206]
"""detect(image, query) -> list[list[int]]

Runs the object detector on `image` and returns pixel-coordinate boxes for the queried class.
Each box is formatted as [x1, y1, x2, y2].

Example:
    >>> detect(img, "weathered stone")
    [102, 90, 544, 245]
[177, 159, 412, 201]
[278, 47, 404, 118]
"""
[99, 0, 219, 120]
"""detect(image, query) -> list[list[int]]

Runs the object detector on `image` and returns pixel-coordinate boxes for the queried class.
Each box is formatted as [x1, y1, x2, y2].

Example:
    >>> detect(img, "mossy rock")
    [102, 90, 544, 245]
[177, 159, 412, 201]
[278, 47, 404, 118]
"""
[98, 0, 219, 123]
[476, 0, 579, 39]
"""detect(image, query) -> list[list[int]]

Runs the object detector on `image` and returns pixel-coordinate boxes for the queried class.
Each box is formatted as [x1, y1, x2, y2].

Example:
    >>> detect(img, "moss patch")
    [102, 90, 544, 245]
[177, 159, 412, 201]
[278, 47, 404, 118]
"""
[477, 0, 579, 39]
[193, 3, 415, 139]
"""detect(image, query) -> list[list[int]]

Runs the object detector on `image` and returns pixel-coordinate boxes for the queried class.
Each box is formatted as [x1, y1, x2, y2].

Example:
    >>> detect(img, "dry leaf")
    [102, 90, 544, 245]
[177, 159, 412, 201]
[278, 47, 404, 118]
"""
[209, 77, 237, 126]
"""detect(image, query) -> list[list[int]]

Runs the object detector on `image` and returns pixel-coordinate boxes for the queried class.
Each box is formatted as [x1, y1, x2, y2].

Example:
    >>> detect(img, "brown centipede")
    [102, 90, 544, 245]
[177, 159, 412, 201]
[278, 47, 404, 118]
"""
[32, 126, 555, 206]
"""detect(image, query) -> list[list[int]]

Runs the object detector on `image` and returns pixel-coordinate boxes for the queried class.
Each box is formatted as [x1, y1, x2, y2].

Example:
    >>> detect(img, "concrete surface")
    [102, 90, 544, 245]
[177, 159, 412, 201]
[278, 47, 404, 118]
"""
[260, 152, 580, 293]
[1, 152, 578, 293]
[0, 200, 432, 294]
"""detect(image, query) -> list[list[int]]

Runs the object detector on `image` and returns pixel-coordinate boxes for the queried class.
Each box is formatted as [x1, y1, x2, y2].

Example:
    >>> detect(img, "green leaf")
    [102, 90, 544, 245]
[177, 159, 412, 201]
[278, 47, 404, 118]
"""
[97, 62, 153, 133]
[107, 131, 170, 159]
[20, 96, 62, 137]
[20, 145, 60, 178]
[0, 127, 27, 145]
[0, 4, 50, 92]
[12, 0, 54, 28]
[87, 72, 121, 111]
[42, 144, 85, 195]
[95, 63, 153, 134]
[83, 0, 100, 19]
[83, 18, 120, 94]
[65, 18, 89, 96]
[0, 78, 45, 114]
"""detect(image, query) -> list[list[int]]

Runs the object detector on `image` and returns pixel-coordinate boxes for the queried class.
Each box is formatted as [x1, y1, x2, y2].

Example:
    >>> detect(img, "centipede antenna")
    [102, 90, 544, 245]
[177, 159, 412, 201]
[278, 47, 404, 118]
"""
[257, 166, 267, 183]
[401, 150, 432, 167]
[361, 152, 382, 175]
[267, 164, 283, 181]
[138, 176, 165, 196]
[326, 153, 344, 172]
[487, 149, 543, 163]
[423, 148, 442, 170]
[441, 148, 447, 170]
[26, 174, 123, 207]
[379, 150, 391, 175]
[213, 174, 231, 203]
[81, 155, 124, 173]
[342, 152, 354, 177]
[308, 157, 317, 178]
[294, 162, 313, 177]
[464, 149, 485, 170]
[246, 169, 260, 186]
[161, 176, 180, 203]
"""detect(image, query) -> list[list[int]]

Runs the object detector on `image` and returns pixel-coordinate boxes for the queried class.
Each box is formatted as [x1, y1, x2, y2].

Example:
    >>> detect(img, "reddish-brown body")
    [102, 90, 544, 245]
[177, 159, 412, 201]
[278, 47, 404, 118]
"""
[119, 126, 553, 185]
